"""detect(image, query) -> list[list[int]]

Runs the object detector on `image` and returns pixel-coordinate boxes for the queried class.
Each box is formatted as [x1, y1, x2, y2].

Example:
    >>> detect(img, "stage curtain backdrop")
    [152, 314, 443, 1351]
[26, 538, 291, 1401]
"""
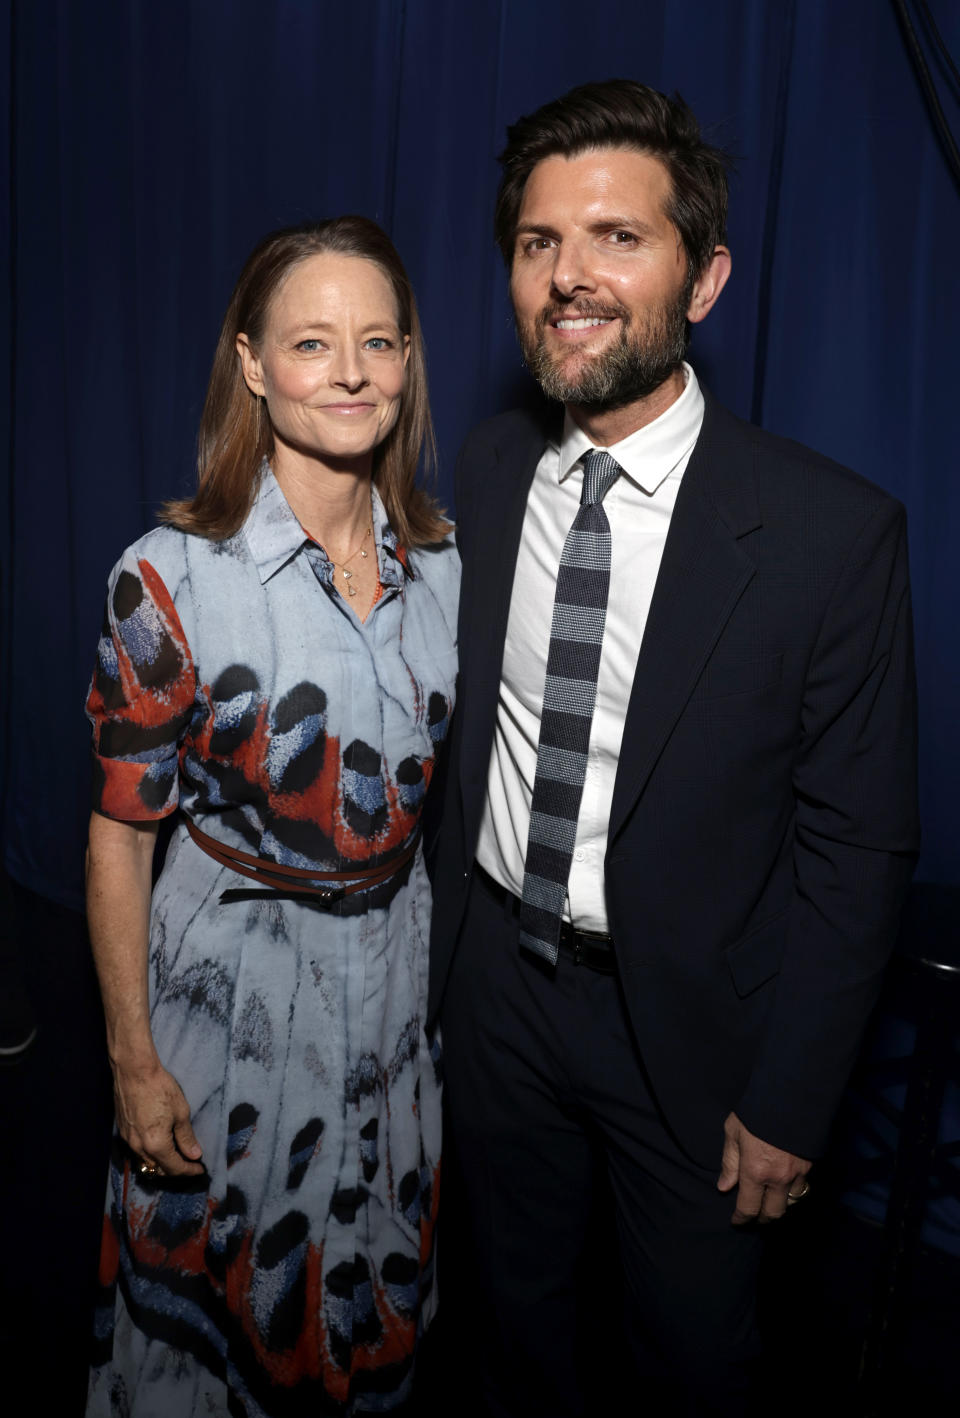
[2, 0, 958, 910]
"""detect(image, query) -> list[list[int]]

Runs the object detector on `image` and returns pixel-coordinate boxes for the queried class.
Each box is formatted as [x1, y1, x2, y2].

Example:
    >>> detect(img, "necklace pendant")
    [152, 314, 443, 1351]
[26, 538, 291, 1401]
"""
[360, 549, 368, 558]
[348, 585, 357, 597]
[342, 569, 352, 580]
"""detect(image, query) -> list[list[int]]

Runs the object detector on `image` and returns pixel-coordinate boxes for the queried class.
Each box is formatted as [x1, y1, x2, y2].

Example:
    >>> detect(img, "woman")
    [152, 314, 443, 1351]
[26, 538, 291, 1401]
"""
[85, 217, 458, 1416]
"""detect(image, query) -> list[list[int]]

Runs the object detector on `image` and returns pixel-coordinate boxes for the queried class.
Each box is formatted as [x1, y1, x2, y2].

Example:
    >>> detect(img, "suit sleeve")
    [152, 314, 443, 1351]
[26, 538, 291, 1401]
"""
[736, 498, 919, 1159]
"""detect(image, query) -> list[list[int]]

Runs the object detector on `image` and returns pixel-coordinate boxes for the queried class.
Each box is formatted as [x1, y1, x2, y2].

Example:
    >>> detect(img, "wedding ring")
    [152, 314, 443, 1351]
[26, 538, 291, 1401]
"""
[139, 1161, 157, 1176]
[786, 1179, 810, 1202]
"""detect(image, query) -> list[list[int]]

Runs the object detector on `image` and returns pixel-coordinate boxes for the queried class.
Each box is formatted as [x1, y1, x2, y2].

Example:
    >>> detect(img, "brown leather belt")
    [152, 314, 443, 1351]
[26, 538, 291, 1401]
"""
[476, 865, 617, 975]
[186, 817, 420, 907]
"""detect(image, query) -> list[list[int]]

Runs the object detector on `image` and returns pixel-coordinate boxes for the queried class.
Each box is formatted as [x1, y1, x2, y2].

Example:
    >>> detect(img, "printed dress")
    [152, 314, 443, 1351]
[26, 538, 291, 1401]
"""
[85, 468, 459, 1417]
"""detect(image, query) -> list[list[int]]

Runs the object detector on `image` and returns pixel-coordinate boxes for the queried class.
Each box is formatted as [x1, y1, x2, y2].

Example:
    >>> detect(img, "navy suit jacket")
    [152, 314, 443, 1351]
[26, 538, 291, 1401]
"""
[428, 389, 919, 1166]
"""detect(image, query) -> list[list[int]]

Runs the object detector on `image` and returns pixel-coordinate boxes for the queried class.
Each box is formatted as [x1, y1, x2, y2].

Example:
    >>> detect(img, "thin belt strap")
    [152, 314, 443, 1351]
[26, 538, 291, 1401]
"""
[186, 817, 420, 904]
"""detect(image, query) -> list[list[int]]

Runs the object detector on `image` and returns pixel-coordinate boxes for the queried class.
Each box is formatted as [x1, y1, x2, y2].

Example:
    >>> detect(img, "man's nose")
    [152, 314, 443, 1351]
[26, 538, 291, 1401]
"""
[550, 240, 596, 299]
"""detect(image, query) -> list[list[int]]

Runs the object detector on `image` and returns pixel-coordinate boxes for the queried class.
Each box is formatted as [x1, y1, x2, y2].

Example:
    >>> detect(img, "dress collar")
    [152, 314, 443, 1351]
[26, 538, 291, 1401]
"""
[556, 362, 704, 496]
[241, 461, 409, 588]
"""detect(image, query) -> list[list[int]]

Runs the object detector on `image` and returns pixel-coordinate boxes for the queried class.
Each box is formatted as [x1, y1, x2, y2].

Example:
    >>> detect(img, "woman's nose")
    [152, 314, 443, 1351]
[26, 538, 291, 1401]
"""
[330, 349, 368, 391]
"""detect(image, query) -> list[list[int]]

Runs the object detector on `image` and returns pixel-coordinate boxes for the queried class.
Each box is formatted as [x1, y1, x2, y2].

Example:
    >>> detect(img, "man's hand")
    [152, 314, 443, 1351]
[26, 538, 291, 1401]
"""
[717, 1111, 811, 1224]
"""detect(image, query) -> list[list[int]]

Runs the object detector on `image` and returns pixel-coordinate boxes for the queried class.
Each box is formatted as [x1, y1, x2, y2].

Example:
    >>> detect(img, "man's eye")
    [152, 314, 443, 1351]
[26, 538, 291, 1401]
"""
[521, 237, 553, 254]
[610, 231, 637, 246]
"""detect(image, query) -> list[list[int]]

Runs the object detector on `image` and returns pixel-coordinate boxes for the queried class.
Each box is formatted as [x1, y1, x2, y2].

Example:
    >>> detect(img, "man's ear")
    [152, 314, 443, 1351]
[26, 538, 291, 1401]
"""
[687, 246, 732, 325]
[236, 333, 265, 395]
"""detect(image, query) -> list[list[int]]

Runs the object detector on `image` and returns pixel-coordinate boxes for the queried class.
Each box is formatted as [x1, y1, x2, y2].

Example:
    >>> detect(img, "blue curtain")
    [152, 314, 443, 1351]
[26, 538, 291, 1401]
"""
[3, 0, 958, 910]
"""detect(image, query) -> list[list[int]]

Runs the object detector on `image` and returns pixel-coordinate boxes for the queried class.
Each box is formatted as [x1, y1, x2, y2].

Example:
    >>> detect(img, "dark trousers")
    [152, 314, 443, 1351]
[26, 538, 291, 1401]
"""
[440, 867, 763, 1418]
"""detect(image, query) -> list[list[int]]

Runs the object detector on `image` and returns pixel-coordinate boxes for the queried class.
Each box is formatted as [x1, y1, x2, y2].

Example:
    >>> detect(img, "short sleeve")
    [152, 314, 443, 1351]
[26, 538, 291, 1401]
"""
[85, 549, 197, 820]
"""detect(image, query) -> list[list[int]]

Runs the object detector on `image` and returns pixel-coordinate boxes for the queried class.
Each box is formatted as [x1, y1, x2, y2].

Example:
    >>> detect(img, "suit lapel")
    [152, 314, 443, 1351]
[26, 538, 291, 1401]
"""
[608, 394, 762, 843]
[458, 412, 550, 850]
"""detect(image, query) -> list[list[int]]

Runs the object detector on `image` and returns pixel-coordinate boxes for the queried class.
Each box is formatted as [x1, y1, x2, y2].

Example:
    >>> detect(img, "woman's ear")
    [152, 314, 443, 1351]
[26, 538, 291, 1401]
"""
[236, 334, 265, 395]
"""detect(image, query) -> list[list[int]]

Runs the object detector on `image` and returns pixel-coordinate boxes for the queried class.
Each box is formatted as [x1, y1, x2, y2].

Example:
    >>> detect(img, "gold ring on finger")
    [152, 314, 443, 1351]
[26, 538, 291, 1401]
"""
[786, 1179, 810, 1202]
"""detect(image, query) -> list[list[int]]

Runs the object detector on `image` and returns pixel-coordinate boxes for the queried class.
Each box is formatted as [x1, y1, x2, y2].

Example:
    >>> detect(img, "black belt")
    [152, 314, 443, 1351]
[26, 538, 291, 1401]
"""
[476, 865, 617, 976]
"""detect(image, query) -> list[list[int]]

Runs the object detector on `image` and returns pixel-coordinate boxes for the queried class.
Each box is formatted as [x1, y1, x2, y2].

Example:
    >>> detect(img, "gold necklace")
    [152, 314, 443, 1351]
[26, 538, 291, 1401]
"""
[330, 525, 372, 597]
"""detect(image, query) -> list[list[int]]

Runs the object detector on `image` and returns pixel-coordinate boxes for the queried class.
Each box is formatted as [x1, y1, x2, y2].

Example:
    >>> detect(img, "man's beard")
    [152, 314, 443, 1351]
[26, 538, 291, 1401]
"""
[517, 283, 692, 411]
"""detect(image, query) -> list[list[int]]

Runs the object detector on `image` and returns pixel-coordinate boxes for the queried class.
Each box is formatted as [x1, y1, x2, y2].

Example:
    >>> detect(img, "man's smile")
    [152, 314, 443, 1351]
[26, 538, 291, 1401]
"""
[544, 309, 622, 343]
[553, 316, 615, 330]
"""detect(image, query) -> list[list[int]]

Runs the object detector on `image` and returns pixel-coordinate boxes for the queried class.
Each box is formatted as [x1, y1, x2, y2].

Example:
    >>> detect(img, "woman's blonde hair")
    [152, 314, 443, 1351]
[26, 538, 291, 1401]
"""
[162, 217, 449, 546]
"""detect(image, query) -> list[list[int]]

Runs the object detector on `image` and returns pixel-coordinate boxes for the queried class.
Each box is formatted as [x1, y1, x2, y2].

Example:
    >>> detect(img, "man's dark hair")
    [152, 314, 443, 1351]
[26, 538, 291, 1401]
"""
[495, 79, 731, 278]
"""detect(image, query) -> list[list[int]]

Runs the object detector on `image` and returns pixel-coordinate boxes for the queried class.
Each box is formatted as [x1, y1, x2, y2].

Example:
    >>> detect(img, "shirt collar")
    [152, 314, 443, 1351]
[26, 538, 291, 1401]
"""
[556, 362, 704, 495]
[242, 461, 408, 588]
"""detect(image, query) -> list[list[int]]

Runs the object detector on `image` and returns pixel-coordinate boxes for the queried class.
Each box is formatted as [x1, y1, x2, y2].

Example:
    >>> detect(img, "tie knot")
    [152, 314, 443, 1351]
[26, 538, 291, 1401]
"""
[580, 449, 621, 506]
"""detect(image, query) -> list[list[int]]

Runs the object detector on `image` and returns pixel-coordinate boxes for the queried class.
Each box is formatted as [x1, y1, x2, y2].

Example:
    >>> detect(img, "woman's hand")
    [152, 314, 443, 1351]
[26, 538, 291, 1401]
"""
[112, 1058, 205, 1177]
[86, 811, 205, 1178]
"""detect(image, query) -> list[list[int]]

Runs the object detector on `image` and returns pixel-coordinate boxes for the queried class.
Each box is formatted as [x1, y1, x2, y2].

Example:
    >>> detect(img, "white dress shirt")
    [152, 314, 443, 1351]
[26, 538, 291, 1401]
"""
[475, 363, 705, 931]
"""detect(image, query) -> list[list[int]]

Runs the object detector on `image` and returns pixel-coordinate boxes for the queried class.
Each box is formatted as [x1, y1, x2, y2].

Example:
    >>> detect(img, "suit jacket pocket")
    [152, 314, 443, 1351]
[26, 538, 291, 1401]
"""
[725, 909, 789, 998]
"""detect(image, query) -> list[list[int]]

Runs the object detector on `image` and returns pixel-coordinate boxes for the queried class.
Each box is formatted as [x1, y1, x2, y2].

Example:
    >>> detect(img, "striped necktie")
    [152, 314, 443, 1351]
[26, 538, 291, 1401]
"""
[519, 448, 622, 965]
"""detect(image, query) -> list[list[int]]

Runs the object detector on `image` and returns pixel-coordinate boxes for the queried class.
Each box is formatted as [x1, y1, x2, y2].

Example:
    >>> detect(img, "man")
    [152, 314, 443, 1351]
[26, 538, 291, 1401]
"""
[429, 80, 918, 1416]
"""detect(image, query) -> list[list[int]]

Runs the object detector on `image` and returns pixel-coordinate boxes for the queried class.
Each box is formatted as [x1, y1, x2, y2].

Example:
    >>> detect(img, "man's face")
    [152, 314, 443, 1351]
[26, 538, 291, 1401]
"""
[510, 147, 695, 411]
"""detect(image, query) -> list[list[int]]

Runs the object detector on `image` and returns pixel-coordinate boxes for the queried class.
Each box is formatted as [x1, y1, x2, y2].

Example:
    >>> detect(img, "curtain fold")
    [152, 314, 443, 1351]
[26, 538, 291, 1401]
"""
[2, 0, 957, 908]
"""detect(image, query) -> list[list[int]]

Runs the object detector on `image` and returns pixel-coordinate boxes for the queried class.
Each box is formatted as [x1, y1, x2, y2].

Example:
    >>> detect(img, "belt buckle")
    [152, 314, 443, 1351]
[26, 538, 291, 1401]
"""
[314, 884, 346, 906]
[568, 925, 614, 973]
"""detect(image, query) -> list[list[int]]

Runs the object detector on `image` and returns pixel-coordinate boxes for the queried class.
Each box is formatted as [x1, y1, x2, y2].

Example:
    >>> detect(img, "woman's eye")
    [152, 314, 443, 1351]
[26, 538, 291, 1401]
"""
[364, 337, 392, 351]
[296, 338, 323, 352]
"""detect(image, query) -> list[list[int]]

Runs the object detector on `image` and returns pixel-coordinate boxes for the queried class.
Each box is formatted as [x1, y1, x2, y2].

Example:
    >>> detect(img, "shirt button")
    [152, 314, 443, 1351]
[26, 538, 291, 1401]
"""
[573, 848, 585, 862]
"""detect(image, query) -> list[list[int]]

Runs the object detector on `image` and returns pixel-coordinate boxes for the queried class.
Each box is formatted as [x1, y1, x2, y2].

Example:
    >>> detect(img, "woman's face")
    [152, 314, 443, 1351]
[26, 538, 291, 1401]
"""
[237, 252, 410, 474]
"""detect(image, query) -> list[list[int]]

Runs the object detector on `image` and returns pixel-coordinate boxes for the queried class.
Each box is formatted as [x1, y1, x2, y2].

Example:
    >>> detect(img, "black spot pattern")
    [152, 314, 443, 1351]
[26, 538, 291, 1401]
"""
[286, 1117, 325, 1191]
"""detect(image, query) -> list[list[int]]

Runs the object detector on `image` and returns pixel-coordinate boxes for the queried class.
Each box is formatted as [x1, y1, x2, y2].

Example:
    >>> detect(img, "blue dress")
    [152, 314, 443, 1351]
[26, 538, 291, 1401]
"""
[85, 467, 459, 1416]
